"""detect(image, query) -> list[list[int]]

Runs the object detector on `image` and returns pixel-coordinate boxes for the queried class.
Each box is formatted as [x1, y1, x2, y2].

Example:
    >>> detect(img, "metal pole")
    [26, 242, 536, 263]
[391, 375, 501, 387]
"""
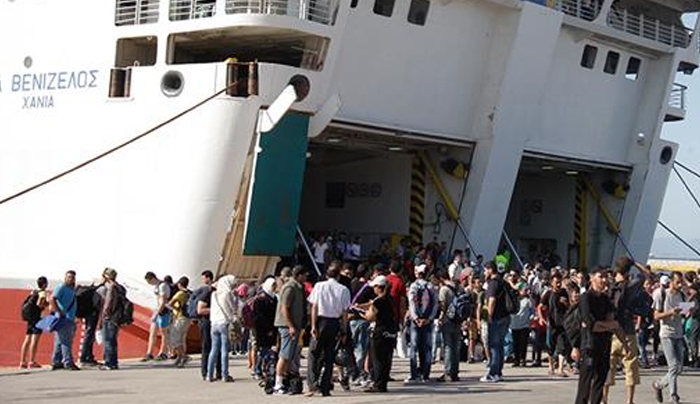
[502, 230, 525, 271]
[296, 225, 322, 278]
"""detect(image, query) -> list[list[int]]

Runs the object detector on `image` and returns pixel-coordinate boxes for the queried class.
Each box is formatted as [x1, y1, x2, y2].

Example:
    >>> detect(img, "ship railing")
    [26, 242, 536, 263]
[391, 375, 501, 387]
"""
[225, 0, 339, 25]
[547, 0, 692, 49]
[550, 0, 600, 22]
[669, 83, 688, 110]
[115, 0, 160, 26]
[170, 0, 217, 21]
[607, 8, 690, 48]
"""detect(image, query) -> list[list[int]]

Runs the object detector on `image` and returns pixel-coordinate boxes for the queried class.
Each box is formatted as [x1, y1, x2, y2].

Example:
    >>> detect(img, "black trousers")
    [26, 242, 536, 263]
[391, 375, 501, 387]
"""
[370, 335, 395, 391]
[80, 314, 97, 363]
[574, 341, 611, 404]
[512, 328, 529, 365]
[198, 319, 220, 379]
[307, 317, 340, 394]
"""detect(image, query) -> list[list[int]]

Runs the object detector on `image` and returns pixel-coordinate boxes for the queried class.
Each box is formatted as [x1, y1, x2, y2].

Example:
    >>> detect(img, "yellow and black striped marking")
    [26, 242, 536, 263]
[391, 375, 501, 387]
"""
[410, 156, 426, 244]
[574, 177, 588, 269]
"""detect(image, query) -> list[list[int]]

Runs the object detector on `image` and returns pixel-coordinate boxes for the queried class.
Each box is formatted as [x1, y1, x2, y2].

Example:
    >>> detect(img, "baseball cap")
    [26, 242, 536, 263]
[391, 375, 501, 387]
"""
[660, 275, 670, 287]
[415, 264, 427, 275]
[103, 267, 117, 280]
[369, 275, 388, 287]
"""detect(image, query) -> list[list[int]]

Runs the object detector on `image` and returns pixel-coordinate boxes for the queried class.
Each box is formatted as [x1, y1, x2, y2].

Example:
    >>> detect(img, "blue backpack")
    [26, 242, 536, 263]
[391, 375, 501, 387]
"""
[412, 282, 435, 319]
[186, 286, 209, 319]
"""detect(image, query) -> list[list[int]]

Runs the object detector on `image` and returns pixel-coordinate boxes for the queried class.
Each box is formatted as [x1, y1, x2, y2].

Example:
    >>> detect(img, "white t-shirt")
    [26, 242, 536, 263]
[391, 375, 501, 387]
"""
[307, 278, 351, 318]
[313, 242, 329, 264]
[155, 282, 171, 310]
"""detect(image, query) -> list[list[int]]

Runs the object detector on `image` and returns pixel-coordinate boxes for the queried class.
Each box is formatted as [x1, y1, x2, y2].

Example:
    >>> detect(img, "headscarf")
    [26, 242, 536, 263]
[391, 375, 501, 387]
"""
[215, 275, 238, 321]
[261, 277, 276, 297]
[236, 283, 249, 299]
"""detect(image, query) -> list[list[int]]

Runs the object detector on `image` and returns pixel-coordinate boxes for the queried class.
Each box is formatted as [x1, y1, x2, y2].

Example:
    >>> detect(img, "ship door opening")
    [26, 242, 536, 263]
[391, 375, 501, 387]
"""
[503, 155, 631, 271]
[297, 124, 474, 276]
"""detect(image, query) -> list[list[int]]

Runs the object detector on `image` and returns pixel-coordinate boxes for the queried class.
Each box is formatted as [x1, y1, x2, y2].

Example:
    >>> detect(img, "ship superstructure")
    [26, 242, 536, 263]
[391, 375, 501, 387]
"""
[0, 0, 698, 363]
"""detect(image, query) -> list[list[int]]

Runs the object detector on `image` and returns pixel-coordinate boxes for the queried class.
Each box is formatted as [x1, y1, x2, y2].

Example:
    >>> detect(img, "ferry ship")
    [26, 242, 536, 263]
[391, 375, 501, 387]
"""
[0, 0, 698, 365]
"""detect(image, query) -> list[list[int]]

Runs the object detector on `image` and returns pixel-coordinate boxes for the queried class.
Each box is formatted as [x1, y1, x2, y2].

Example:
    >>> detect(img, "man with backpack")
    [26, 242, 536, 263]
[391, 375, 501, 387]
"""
[436, 268, 467, 382]
[603, 257, 650, 404]
[19, 276, 49, 369]
[405, 264, 438, 384]
[481, 261, 512, 383]
[142, 271, 171, 362]
[96, 267, 129, 370]
[76, 282, 103, 367]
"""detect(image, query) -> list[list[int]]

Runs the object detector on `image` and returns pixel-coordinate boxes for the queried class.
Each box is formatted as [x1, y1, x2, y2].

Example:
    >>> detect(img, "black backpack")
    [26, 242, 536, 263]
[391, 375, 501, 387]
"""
[446, 287, 475, 323]
[503, 282, 519, 315]
[111, 285, 134, 326]
[76, 285, 102, 319]
[21, 291, 40, 323]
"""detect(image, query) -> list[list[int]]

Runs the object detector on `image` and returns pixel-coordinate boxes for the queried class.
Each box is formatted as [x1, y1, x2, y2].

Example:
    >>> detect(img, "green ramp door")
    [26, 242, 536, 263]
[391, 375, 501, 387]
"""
[243, 112, 309, 256]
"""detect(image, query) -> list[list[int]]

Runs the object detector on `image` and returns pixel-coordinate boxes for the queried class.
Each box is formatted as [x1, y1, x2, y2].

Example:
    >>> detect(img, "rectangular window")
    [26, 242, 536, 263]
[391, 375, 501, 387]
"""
[625, 57, 641, 81]
[351, 0, 359, 8]
[408, 0, 430, 25]
[115, 36, 158, 67]
[373, 0, 395, 17]
[604, 51, 620, 75]
[580, 45, 597, 69]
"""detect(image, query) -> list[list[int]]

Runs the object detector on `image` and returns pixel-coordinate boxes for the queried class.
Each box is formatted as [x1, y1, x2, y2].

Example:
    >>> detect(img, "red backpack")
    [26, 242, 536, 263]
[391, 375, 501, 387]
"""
[241, 294, 259, 329]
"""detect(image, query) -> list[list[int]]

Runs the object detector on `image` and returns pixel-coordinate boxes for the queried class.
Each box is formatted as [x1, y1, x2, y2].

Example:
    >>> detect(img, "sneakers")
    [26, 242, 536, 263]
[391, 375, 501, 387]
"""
[66, 363, 81, 371]
[653, 381, 663, 403]
[140, 354, 154, 362]
[273, 387, 288, 395]
[99, 365, 118, 371]
[51, 363, 64, 371]
[671, 395, 681, 404]
[479, 374, 498, 383]
[28, 362, 42, 369]
[403, 378, 418, 385]
[223, 376, 235, 383]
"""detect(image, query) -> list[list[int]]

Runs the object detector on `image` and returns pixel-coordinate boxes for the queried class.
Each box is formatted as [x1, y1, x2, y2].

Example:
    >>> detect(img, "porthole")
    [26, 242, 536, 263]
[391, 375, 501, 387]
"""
[660, 146, 673, 165]
[161, 71, 184, 97]
[23, 56, 32, 68]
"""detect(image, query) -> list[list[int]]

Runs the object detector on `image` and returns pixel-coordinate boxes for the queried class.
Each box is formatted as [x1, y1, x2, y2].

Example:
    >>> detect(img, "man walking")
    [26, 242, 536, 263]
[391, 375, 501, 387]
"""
[273, 265, 308, 395]
[604, 257, 647, 404]
[142, 271, 171, 361]
[481, 261, 511, 383]
[405, 264, 438, 383]
[306, 261, 351, 396]
[51, 270, 80, 371]
[652, 271, 689, 404]
[573, 266, 619, 404]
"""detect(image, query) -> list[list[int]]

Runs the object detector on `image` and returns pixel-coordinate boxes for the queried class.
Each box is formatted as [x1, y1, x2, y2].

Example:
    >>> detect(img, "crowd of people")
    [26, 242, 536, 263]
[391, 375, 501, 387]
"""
[18, 238, 700, 404]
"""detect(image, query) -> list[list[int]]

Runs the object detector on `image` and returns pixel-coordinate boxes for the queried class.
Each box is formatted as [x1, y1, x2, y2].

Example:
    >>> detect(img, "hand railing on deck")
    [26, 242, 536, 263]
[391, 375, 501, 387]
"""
[550, 0, 600, 22]
[669, 83, 688, 110]
[225, 0, 339, 25]
[115, 0, 160, 25]
[607, 8, 690, 48]
[169, 0, 217, 21]
[546, 0, 692, 49]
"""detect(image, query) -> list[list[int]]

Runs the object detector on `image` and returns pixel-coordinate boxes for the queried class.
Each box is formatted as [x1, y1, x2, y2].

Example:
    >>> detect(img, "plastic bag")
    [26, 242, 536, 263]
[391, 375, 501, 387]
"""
[96, 329, 104, 345]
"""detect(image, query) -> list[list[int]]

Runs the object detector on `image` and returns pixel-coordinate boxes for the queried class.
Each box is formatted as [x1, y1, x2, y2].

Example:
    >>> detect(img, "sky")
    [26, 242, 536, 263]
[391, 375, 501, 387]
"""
[653, 67, 700, 256]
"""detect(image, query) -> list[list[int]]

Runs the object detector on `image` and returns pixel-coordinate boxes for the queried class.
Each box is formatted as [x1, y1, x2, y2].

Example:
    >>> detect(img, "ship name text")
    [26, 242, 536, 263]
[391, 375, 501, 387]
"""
[0, 69, 100, 110]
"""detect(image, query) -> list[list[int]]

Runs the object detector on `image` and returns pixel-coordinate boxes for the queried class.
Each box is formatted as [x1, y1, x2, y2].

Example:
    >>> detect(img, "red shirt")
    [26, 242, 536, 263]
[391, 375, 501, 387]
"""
[386, 273, 407, 321]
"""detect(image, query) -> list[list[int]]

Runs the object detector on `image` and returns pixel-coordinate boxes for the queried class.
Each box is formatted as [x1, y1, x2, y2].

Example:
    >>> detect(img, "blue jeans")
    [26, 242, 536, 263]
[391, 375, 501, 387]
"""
[658, 337, 685, 399]
[208, 323, 231, 379]
[638, 323, 650, 365]
[487, 316, 511, 377]
[441, 321, 461, 379]
[409, 321, 434, 380]
[350, 319, 369, 377]
[103, 320, 119, 368]
[52, 320, 76, 366]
